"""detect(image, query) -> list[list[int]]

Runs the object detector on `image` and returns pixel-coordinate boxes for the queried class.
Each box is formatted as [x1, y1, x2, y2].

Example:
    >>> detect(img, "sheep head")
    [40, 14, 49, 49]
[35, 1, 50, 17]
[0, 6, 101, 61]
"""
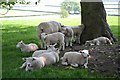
[16, 40, 25, 48]
[79, 50, 90, 58]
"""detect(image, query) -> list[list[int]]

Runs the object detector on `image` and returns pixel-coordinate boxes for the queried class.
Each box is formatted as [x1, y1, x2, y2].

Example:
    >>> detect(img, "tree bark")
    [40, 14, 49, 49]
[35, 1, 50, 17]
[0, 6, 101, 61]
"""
[80, 0, 117, 44]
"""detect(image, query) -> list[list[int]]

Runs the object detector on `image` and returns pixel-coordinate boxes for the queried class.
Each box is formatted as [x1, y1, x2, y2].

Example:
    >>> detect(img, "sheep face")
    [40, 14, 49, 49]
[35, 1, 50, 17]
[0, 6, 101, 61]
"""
[16, 41, 24, 48]
[47, 43, 57, 51]
[41, 33, 47, 39]
[22, 57, 43, 71]
[79, 50, 90, 58]
[61, 28, 67, 34]
[85, 40, 95, 46]
[54, 48, 60, 54]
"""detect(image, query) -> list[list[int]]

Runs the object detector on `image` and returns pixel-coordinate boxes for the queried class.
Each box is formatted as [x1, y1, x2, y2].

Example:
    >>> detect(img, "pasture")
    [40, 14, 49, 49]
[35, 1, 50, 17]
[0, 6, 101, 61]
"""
[1, 16, 119, 78]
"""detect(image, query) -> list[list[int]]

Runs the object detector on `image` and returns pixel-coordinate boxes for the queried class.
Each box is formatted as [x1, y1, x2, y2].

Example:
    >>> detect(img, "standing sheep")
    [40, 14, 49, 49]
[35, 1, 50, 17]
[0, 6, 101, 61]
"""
[20, 48, 60, 71]
[16, 41, 38, 53]
[36, 21, 62, 48]
[71, 24, 85, 44]
[85, 36, 112, 46]
[61, 26, 74, 47]
[41, 32, 65, 50]
[61, 50, 90, 68]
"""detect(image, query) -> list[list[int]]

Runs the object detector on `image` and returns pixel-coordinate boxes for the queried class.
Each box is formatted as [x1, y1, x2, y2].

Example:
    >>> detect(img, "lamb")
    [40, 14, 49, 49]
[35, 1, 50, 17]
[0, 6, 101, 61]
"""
[41, 32, 65, 50]
[85, 36, 112, 46]
[36, 21, 62, 48]
[61, 50, 90, 68]
[71, 24, 85, 44]
[32, 43, 57, 57]
[20, 48, 60, 71]
[61, 26, 74, 47]
[16, 41, 38, 53]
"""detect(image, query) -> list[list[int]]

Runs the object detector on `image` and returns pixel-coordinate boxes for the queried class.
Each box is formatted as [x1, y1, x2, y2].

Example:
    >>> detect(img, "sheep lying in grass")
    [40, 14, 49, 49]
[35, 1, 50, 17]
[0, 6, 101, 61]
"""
[16, 41, 38, 53]
[61, 50, 90, 68]
[41, 32, 65, 50]
[71, 24, 85, 44]
[20, 48, 60, 71]
[36, 21, 62, 48]
[85, 36, 112, 46]
[61, 26, 74, 47]
[32, 43, 57, 57]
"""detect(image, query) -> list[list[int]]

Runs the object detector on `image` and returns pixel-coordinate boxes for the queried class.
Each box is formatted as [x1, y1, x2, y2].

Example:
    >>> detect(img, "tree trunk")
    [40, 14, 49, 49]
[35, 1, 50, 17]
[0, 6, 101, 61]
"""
[80, 0, 117, 44]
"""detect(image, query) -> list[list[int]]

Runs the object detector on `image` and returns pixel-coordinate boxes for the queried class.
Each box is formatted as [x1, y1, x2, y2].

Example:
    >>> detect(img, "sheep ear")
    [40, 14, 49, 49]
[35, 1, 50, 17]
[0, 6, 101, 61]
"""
[79, 50, 83, 53]
[22, 58, 26, 61]
[21, 40, 23, 43]
[78, 50, 81, 53]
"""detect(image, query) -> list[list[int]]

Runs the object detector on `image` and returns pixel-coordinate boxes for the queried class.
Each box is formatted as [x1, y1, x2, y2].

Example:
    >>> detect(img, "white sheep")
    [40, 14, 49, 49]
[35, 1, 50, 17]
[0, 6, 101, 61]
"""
[61, 50, 90, 68]
[85, 36, 112, 46]
[32, 43, 57, 57]
[16, 41, 38, 53]
[71, 24, 85, 44]
[36, 21, 62, 48]
[20, 48, 60, 71]
[41, 32, 65, 50]
[61, 26, 74, 47]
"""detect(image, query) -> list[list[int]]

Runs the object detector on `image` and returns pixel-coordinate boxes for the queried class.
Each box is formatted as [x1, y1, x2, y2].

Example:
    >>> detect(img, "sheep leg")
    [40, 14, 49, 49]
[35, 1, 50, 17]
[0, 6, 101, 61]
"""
[55, 53, 59, 62]
[76, 35, 80, 44]
[59, 43, 62, 50]
[40, 39, 44, 49]
[70, 37, 73, 47]
[42, 39, 47, 49]
[84, 63, 88, 68]
[65, 38, 69, 47]
[84, 58, 88, 68]
[59, 42, 64, 51]
[19, 62, 26, 69]
[71, 64, 78, 67]
[62, 42, 65, 50]
[78, 35, 81, 44]
[25, 66, 29, 71]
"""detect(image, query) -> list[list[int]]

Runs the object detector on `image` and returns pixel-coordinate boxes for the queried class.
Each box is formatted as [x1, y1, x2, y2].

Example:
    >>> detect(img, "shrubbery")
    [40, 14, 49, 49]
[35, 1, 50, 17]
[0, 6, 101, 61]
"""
[60, 8, 69, 18]
[60, 0, 80, 18]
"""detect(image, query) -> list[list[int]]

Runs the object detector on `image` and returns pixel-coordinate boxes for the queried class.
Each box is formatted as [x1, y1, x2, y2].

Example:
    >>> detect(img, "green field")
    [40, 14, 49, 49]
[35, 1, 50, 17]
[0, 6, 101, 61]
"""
[1, 16, 119, 78]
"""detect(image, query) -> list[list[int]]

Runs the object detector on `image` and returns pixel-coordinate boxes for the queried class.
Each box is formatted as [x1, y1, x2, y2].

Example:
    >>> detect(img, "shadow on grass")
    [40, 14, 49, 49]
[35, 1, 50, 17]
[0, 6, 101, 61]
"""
[2, 24, 119, 78]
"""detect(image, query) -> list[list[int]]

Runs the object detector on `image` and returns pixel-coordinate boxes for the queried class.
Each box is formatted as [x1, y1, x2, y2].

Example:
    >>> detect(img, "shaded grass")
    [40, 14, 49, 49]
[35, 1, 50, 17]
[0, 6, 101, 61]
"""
[1, 16, 119, 78]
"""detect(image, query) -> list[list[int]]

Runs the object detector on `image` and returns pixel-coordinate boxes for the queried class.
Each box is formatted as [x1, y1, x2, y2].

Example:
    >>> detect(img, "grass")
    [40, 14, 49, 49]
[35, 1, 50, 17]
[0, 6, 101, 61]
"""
[1, 16, 119, 78]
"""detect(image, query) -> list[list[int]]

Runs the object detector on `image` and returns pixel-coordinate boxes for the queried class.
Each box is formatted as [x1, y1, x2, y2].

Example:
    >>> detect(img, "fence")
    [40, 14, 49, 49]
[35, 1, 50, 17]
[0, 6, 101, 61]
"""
[0, 2, 120, 18]
[104, 2, 120, 16]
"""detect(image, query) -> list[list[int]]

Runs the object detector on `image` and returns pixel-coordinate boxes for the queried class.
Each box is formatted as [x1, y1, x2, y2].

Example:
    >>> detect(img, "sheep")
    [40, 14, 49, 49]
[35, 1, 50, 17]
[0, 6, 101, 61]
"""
[20, 48, 60, 71]
[71, 24, 85, 44]
[36, 21, 62, 48]
[61, 50, 90, 68]
[16, 41, 38, 53]
[32, 43, 57, 57]
[85, 36, 112, 46]
[61, 26, 74, 47]
[41, 32, 65, 50]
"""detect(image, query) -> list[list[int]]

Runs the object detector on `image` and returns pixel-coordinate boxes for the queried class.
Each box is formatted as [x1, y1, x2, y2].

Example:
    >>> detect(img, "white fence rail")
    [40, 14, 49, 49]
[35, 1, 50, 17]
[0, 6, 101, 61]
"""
[0, 2, 120, 18]
[104, 2, 120, 16]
